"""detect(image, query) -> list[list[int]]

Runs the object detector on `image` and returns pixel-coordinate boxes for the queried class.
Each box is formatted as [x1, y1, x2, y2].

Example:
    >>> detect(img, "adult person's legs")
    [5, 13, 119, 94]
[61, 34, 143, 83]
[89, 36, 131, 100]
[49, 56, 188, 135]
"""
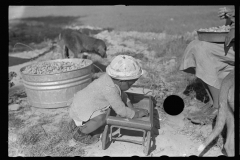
[179, 40, 234, 123]
[183, 67, 218, 116]
[200, 80, 219, 115]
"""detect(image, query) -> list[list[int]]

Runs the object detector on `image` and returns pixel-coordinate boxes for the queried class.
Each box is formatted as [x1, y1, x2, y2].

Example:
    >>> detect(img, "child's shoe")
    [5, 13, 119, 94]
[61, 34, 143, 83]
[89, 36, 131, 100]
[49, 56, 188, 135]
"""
[73, 129, 90, 142]
[73, 129, 99, 145]
[68, 119, 78, 133]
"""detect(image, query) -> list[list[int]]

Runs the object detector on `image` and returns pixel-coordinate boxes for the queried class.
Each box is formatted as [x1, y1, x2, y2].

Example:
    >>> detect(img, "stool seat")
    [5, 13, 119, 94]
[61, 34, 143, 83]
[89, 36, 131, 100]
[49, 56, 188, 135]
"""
[102, 91, 154, 156]
[107, 116, 152, 131]
[107, 92, 153, 131]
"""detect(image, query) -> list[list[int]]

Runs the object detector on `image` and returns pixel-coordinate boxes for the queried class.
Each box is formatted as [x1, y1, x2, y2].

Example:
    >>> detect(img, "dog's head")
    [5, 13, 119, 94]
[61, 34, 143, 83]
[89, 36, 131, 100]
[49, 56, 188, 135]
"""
[96, 40, 107, 58]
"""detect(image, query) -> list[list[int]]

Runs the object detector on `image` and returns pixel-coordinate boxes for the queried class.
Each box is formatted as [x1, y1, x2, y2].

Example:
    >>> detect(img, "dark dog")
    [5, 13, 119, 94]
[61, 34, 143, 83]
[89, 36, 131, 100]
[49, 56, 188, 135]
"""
[198, 70, 234, 156]
[58, 29, 107, 59]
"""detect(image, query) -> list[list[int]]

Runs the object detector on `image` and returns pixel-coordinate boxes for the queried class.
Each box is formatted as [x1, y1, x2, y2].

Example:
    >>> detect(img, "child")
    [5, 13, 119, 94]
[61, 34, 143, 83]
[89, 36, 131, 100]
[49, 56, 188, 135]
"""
[68, 55, 148, 145]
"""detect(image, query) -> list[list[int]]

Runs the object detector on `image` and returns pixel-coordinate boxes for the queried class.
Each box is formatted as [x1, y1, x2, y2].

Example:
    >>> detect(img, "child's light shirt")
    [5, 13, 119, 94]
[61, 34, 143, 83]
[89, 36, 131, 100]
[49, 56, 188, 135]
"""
[69, 73, 135, 122]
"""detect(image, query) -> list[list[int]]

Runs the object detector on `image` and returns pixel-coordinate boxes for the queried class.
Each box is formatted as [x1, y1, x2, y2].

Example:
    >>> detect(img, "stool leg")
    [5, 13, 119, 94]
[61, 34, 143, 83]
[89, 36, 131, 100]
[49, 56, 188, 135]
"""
[110, 126, 113, 142]
[142, 130, 146, 144]
[102, 125, 109, 150]
[143, 131, 151, 156]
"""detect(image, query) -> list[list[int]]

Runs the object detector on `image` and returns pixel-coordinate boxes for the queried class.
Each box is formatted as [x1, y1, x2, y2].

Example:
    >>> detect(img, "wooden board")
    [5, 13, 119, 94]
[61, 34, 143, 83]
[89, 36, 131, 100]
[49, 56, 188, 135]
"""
[107, 92, 153, 130]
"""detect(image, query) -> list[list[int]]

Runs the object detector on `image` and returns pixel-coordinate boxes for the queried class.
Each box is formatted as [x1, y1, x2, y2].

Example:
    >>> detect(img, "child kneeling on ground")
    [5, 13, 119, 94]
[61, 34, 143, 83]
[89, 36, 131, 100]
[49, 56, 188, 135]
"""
[68, 55, 149, 145]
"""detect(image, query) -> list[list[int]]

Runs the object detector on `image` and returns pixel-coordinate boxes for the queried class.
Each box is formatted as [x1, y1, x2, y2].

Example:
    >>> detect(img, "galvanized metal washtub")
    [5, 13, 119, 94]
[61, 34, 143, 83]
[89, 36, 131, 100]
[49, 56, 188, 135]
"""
[20, 59, 93, 109]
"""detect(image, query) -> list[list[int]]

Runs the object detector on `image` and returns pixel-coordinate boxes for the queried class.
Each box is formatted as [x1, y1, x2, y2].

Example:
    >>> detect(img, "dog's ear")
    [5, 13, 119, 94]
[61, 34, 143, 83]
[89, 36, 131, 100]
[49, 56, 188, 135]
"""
[103, 45, 107, 58]
[98, 46, 107, 58]
[59, 33, 62, 40]
[96, 42, 107, 58]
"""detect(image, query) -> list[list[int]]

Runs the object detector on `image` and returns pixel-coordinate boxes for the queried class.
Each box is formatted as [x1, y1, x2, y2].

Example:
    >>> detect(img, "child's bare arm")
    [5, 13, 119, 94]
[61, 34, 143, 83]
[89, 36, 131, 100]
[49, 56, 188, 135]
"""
[125, 96, 149, 118]
[126, 101, 134, 109]
[103, 87, 135, 119]
[121, 91, 134, 109]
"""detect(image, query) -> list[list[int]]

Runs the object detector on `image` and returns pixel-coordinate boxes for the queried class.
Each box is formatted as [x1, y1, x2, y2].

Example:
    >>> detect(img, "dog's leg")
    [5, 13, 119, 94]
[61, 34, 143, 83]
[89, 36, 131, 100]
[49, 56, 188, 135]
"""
[228, 128, 235, 156]
[225, 72, 235, 157]
[64, 45, 70, 58]
[224, 113, 234, 156]
[58, 33, 66, 59]
[227, 125, 235, 156]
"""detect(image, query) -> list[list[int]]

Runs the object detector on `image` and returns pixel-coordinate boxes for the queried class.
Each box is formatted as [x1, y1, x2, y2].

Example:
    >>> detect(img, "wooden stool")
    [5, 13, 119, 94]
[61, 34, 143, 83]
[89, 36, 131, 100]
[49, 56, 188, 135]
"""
[101, 92, 154, 156]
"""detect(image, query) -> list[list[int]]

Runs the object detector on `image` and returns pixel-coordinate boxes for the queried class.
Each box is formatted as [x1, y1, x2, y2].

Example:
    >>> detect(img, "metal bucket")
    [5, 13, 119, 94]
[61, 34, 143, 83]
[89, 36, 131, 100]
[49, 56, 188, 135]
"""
[197, 31, 228, 43]
[20, 59, 93, 109]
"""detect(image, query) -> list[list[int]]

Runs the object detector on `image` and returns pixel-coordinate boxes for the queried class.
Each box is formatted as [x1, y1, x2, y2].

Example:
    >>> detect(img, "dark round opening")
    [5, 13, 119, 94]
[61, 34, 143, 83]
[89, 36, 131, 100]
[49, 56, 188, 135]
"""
[163, 95, 184, 116]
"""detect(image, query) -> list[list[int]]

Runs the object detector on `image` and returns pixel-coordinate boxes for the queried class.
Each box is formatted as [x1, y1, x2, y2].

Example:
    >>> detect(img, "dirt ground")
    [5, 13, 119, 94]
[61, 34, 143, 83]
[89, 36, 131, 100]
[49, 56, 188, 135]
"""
[8, 29, 226, 157]
[8, 84, 224, 157]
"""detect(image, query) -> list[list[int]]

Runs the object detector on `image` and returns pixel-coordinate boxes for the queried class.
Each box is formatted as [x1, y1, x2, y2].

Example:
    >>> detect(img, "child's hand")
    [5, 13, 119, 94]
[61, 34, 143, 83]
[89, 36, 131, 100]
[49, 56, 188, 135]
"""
[133, 109, 149, 118]
[126, 101, 134, 109]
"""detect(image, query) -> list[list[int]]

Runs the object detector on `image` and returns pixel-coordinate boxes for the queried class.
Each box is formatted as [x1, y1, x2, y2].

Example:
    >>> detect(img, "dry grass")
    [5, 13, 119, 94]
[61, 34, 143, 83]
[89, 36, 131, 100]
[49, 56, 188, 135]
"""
[19, 125, 47, 146]
[154, 36, 193, 59]
[12, 118, 86, 157]
[8, 90, 85, 157]
[9, 113, 25, 129]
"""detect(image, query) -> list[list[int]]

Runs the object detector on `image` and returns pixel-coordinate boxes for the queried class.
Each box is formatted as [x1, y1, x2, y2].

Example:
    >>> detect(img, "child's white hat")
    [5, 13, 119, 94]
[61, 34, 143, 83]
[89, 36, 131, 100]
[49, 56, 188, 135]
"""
[106, 55, 144, 80]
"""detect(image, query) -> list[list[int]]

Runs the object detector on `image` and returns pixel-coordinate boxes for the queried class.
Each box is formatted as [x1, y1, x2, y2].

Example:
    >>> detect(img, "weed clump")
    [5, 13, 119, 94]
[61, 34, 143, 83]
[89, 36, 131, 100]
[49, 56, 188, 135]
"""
[16, 119, 86, 157]
[19, 125, 47, 146]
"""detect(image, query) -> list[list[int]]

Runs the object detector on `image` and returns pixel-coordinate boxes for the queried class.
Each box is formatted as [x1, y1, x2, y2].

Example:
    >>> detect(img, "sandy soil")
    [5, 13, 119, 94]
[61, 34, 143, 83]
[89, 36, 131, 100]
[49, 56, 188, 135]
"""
[8, 27, 225, 157]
